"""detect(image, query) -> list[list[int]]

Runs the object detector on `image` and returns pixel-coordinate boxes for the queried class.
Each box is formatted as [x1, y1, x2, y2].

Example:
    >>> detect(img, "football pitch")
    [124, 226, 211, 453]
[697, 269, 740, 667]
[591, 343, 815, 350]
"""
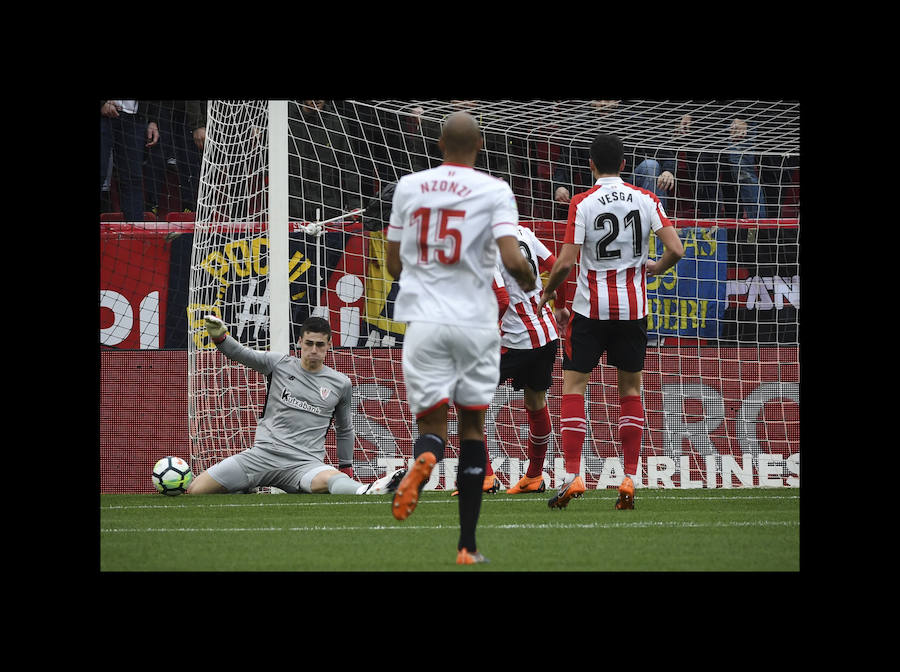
[99, 488, 800, 572]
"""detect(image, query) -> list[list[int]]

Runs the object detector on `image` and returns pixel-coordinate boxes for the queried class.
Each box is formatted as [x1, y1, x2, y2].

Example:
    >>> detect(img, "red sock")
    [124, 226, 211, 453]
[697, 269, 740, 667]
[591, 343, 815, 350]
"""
[526, 405, 552, 478]
[560, 394, 586, 475]
[618, 395, 644, 476]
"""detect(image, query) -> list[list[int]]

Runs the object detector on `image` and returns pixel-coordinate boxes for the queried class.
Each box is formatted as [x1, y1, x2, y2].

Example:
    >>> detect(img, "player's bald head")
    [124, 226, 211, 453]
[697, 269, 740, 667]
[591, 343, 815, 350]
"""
[439, 111, 483, 158]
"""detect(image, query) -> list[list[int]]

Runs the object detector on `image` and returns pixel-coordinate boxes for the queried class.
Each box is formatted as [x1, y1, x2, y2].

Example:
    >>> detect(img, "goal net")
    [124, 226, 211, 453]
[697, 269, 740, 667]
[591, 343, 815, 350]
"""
[187, 99, 800, 491]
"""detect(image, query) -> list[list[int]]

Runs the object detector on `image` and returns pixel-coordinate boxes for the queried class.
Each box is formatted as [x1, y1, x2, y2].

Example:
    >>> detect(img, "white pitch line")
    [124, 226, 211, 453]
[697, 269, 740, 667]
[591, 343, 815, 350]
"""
[100, 494, 799, 511]
[101, 520, 799, 534]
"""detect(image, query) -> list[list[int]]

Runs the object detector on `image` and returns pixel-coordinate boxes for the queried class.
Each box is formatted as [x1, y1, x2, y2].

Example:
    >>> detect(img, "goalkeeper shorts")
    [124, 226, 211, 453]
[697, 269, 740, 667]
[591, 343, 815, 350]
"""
[206, 448, 333, 493]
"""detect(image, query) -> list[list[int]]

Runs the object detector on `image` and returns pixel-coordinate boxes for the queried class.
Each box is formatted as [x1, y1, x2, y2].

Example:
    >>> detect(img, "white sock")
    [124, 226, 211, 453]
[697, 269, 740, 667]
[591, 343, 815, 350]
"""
[326, 472, 367, 495]
[563, 472, 577, 485]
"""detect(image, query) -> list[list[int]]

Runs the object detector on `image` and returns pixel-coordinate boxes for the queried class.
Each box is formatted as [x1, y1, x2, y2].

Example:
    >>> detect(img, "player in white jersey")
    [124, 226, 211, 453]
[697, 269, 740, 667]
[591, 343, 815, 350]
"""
[187, 316, 405, 496]
[495, 225, 571, 495]
[386, 111, 535, 564]
[538, 133, 684, 510]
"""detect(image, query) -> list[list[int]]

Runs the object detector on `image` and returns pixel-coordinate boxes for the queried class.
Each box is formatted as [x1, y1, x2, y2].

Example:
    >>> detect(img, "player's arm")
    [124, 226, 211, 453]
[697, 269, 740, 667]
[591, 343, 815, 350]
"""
[386, 239, 402, 279]
[334, 380, 356, 477]
[537, 242, 578, 313]
[536, 238, 568, 313]
[492, 269, 510, 319]
[204, 315, 279, 375]
[385, 182, 405, 279]
[542, 255, 568, 307]
[540, 253, 570, 327]
[497, 235, 536, 292]
[538, 193, 580, 314]
[647, 224, 684, 277]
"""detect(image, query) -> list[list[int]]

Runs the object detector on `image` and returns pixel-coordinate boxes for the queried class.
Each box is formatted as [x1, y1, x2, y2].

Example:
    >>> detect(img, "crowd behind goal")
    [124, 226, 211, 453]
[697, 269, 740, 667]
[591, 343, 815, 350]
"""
[99, 99, 800, 226]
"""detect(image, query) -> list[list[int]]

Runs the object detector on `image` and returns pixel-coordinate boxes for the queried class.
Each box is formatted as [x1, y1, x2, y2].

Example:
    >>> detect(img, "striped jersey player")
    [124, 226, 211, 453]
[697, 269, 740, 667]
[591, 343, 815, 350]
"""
[494, 224, 570, 495]
[565, 176, 669, 321]
[538, 133, 684, 512]
[496, 225, 561, 350]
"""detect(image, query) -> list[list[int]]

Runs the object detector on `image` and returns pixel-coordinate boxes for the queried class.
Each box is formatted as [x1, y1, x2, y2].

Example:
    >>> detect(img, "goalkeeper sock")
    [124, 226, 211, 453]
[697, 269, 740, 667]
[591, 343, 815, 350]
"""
[457, 439, 486, 552]
[526, 405, 552, 478]
[413, 433, 445, 462]
[560, 394, 586, 476]
[619, 395, 644, 478]
[326, 473, 368, 495]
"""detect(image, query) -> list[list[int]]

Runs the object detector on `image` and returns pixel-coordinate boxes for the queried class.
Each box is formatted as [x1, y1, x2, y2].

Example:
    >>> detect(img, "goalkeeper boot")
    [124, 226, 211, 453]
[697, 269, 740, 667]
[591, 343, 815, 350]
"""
[392, 452, 436, 521]
[365, 469, 407, 495]
[615, 476, 635, 510]
[547, 475, 586, 509]
[451, 472, 503, 496]
[507, 474, 547, 494]
[456, 548, 490, 564]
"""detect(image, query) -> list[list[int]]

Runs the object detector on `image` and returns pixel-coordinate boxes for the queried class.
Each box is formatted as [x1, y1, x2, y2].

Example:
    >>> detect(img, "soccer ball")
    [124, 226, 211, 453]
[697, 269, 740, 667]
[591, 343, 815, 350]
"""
[152, 456, 193, 496]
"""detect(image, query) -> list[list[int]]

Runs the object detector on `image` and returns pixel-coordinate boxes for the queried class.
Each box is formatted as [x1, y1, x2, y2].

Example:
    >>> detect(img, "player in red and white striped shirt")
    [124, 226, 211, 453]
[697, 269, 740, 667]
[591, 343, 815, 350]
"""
[538, 133, 684, 510]
[495, 225, 570, 494]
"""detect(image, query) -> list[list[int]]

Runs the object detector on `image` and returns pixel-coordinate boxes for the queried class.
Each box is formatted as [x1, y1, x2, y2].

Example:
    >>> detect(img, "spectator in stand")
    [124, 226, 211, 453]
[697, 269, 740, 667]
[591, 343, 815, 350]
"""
[554, 103, 683, 215]
[668, 113, 719, 219]
[554, 108, 729, 219]
[144, 101, 204, 215]
[288, 100, 363, 224]
[186, 100, 207, 152]
[760, 151, 799, 218]
[100, 100, 160, 221]
[399, 104, 443, 173]
[552, 101, 621, 217]
[722, 118, 767, 219]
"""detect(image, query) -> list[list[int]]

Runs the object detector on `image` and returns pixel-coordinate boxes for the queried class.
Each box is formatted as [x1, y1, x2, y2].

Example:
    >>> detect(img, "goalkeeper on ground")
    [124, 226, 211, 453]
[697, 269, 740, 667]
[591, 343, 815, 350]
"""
[187, 315, 404, 495]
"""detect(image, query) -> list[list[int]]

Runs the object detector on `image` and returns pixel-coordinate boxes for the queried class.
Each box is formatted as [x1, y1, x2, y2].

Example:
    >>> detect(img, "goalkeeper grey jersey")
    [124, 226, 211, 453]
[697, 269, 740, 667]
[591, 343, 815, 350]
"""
[215, 335, 354, 464]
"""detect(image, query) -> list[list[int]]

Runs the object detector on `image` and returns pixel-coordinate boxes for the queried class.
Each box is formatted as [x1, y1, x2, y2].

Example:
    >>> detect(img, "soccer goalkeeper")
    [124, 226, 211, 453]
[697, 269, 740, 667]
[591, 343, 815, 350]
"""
[187, 315, 404, 496]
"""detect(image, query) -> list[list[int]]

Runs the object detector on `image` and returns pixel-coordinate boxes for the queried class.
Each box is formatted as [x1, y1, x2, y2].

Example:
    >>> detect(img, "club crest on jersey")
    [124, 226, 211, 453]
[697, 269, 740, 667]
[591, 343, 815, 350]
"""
[319, 387, 331, 401]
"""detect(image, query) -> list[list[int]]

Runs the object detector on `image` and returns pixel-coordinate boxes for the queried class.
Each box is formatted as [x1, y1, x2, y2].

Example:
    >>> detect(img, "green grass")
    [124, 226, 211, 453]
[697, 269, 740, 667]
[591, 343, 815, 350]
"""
[99, 488, 800, 572]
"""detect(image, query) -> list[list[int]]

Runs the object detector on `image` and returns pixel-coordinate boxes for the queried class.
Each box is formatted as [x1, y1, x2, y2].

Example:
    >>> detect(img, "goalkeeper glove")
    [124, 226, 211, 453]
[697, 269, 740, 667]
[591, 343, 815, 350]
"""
[205, 315, 228, 343]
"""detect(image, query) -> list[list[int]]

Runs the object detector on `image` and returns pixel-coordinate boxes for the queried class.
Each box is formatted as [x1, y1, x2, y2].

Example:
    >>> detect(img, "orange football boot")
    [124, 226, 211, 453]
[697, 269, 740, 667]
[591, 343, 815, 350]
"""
[451, 472, 502, 496]
[456, 548, 490, 564]
[507, 474, 547, 494]
[392, 451, 436, 520]
[547, 475, 586, 509]
[615, 476, 635, 510]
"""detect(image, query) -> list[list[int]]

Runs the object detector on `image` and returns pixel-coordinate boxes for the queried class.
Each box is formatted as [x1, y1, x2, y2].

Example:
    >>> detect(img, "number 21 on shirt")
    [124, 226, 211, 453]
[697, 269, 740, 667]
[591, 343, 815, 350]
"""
[413, 207, 464, 265]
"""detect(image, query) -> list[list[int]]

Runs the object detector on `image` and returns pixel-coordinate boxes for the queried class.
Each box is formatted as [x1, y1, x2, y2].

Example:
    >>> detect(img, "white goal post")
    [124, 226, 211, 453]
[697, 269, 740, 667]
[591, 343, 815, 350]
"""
[187, 99, 800, 491]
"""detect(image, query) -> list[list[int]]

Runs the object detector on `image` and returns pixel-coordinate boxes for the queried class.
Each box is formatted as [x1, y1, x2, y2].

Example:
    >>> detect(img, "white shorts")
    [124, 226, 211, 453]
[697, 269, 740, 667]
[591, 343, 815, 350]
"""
[402, 321, 500, 418]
